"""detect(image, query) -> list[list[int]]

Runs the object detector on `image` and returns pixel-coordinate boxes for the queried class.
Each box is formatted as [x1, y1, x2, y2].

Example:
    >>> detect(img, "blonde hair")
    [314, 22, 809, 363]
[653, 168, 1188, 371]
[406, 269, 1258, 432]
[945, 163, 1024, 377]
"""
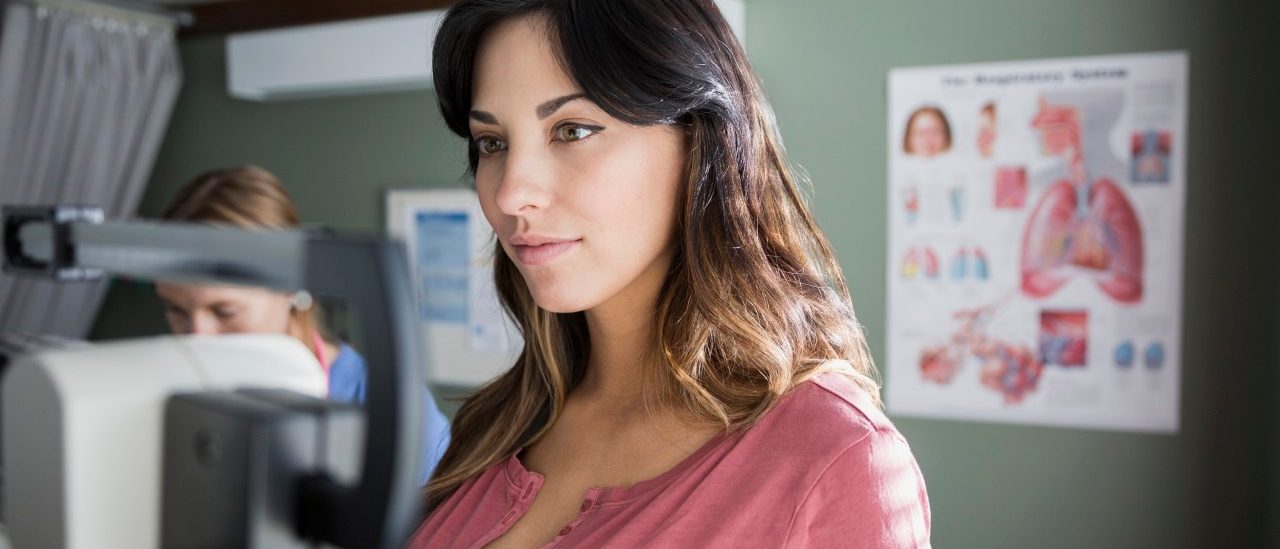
[161, 165, 328, 346]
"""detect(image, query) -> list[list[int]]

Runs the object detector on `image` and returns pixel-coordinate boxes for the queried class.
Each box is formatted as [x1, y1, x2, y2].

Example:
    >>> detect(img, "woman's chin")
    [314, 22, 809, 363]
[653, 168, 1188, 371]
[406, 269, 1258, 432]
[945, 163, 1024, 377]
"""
[528, 285, 595, 314]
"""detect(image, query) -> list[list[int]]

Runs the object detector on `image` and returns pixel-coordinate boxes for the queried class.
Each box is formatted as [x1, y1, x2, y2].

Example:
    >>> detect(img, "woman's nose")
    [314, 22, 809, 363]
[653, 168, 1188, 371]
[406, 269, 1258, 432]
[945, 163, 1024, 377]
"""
[187, 313, 221, 335]
[493, 144, 553, 216]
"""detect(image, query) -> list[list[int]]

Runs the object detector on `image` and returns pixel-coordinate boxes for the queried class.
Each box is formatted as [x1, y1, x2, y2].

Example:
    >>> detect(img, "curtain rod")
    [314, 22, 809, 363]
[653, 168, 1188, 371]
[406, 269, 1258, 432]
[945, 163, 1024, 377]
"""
[18, 0, 194, 29]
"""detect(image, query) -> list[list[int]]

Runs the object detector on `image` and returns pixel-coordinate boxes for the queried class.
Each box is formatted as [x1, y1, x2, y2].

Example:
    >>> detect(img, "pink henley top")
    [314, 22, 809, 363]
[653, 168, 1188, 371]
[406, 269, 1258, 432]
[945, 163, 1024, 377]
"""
[410, 372, 931, 548]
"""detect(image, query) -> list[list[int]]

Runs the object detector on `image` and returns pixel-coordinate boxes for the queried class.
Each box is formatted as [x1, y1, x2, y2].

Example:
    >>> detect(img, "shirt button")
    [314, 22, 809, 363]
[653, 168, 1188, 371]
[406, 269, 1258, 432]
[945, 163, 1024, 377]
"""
[559, 526, 572, 536]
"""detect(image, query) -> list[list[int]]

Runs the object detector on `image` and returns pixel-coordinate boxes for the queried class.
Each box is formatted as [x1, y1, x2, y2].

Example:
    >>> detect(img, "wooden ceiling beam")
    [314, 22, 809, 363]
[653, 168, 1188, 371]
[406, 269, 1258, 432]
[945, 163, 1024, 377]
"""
[182, 0, 456, 37]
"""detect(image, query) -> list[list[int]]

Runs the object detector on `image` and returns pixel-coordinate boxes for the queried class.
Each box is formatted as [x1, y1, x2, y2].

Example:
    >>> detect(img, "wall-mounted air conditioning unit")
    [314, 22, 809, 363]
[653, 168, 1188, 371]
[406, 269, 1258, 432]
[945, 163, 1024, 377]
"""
[227, 11, 445, 101]
[227, 0, 744, 102]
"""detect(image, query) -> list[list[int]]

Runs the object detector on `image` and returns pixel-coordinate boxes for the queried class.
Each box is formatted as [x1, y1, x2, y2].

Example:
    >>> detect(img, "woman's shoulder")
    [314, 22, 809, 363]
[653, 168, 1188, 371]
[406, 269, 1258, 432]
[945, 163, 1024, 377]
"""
[736, 368, 930, 545]
[330, 343, 365, 370]
[722, 366, 908, 483]
[770, 370, 932, 546]
[761, 367, 895, 447]
[327, 342, 366, 402]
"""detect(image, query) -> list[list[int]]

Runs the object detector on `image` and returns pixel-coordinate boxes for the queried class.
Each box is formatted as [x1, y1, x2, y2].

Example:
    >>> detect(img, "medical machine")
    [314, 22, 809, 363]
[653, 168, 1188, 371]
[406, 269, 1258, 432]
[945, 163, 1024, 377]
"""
[0, 205, 424, 548]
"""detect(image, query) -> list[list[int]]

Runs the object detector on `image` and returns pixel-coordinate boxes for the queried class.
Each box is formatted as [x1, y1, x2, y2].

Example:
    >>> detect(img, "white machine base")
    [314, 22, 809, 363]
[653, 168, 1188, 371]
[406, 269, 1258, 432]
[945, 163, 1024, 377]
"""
[2, 334, 326, 549]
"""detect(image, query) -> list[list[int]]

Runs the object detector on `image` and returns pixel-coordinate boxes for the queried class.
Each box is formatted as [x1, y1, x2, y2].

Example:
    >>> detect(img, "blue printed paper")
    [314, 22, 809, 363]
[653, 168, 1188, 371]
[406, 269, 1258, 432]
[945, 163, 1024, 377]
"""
[414, 211, 469, 323]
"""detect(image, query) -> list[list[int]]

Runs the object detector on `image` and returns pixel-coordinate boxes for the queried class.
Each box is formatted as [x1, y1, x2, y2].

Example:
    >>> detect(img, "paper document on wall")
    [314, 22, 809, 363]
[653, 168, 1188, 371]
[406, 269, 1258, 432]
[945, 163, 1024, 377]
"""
[884, 51, 1187, 433]
[388, 188, 521, 386]
[413, 210, 470, 324]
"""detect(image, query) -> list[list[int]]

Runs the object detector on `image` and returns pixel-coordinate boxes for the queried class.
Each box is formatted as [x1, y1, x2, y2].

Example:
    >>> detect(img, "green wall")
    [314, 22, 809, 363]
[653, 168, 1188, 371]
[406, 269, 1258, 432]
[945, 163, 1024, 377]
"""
[90, 39, 467, 339]
[91, 1, 1280, 547]
[745, 1, 1277, 547]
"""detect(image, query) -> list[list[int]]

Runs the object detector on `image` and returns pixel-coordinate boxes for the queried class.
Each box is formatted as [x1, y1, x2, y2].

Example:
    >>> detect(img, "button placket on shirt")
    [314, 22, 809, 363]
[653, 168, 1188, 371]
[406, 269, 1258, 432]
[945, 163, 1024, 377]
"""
[480, 477, 540, 549]
[504, 479, 540, 526]
[547, 490, 600, 546]
[502, 481, 535, 525]
[500, 509, 518, 525]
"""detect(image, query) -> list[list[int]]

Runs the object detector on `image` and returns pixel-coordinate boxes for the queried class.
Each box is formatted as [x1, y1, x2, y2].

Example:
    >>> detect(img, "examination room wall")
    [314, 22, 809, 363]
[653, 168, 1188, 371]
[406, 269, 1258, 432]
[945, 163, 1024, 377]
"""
[745, 0, 1278, 548]
[90, 1, 1280, 547]
[89, 44, 467, 339]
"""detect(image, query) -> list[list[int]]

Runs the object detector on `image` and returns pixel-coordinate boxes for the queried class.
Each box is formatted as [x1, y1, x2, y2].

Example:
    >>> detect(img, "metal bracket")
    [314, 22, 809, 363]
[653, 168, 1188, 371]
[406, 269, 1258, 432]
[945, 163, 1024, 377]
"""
[2, 205, 105, 281]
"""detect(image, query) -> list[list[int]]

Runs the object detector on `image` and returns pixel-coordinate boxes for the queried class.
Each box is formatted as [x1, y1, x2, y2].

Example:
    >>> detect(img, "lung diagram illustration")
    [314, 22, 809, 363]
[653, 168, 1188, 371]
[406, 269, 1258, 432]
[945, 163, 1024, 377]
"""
[1020, 96, 1144, 304]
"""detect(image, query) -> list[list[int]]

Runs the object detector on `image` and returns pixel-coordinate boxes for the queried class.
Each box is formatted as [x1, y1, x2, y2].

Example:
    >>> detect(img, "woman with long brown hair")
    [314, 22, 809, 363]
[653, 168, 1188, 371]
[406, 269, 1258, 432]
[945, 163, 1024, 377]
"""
[414, 0, 931, 546]
[154, 165, 451, 484]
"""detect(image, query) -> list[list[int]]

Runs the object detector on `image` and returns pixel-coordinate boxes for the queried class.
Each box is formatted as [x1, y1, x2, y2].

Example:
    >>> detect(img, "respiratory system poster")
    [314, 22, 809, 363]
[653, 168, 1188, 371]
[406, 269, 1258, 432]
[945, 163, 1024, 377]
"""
[885, 52, 1187, 433]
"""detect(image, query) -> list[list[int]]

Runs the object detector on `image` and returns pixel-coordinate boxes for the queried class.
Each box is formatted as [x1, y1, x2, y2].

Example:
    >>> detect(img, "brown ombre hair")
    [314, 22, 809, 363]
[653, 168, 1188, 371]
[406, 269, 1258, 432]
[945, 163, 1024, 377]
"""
[161, 165, 329, 347]
[426, 0, 879, 510]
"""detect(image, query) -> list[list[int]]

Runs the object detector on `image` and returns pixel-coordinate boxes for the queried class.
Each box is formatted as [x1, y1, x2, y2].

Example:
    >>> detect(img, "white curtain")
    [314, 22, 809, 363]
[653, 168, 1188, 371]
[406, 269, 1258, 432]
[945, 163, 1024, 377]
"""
[0, 0, 182, 337]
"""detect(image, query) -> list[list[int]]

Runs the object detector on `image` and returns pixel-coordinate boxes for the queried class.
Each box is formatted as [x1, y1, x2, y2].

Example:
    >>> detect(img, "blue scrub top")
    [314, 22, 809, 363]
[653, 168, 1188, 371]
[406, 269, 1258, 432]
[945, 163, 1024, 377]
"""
[327, 343, 451, 484]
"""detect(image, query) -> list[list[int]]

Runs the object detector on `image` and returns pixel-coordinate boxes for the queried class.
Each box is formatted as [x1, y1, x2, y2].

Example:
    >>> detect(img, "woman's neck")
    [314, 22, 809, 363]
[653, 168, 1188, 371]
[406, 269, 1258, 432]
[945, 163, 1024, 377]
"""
[580, 302, 653, 406]
[577, 251, 672, 407]
[287, 319, 337, 368]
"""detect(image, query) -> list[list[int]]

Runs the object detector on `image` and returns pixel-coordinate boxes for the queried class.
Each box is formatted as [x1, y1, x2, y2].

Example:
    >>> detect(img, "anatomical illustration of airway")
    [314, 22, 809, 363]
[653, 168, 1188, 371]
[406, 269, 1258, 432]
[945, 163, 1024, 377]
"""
[1020, 99, 1144, 304]
[918, 298, 1045, 404]
[1038, 310, 1088, 366]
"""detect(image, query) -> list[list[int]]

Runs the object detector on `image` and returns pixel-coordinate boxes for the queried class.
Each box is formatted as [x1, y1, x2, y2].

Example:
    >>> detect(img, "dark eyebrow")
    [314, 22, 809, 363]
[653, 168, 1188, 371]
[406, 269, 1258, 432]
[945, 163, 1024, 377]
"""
[536, 93, 587, 119]
[469, 93, 588, 126]
[469, 110, 498, 124]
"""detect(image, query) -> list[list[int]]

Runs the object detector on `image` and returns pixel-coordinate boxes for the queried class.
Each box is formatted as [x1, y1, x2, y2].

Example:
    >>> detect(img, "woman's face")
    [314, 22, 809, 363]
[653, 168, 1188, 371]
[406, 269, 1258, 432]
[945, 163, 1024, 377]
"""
[156, 282, 292, 335]
[907, 110, 949, 157]
[469, 16, 686, 314]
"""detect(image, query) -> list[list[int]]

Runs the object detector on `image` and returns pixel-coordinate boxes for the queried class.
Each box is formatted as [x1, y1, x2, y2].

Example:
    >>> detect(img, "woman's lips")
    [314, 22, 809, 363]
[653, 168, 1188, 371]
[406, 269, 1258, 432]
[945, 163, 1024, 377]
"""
[512, 239, 581, 266]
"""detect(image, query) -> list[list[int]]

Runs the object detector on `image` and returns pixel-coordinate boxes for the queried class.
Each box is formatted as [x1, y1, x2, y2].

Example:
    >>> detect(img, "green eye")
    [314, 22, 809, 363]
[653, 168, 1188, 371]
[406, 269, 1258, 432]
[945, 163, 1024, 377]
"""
[474, 136, 506, 155]
[555, 124, 597, 142]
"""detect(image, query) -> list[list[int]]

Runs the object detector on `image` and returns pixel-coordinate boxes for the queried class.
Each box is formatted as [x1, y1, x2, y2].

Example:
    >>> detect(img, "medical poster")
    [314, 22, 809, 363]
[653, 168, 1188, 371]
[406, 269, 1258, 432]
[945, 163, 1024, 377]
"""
[387, 189, 521, 386]
[414, 211, 470, 323]
[885, 52, 1187, 433]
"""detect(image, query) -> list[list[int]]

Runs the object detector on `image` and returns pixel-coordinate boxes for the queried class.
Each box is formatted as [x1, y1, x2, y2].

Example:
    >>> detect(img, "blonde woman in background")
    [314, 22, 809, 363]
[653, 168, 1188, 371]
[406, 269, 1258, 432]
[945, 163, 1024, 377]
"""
[155, 165, 451, 483]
